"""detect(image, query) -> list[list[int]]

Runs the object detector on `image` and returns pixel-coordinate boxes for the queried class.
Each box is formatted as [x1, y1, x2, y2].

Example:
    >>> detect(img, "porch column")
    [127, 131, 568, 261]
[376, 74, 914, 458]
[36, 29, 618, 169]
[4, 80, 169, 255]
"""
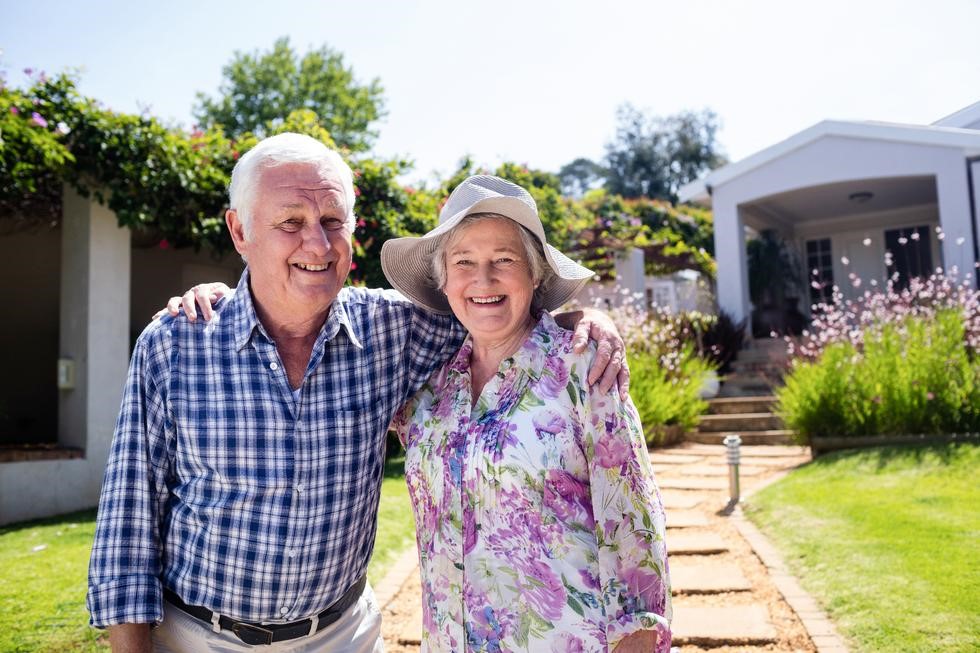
[935, 157, 975, 280]
[614, 248, 645, 304]
[711, 192, 751, 325]
[58, 185, 130, 490]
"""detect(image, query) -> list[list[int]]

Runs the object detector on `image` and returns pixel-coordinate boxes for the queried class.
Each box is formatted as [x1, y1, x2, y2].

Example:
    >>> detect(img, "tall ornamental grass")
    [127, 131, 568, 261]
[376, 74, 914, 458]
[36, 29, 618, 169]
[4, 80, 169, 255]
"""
[779, 260, 980, 441]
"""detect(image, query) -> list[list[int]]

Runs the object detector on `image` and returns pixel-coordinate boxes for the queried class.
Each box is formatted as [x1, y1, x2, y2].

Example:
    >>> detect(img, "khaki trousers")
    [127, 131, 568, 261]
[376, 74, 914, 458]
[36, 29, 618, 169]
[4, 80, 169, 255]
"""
[152, 585, 384, 652]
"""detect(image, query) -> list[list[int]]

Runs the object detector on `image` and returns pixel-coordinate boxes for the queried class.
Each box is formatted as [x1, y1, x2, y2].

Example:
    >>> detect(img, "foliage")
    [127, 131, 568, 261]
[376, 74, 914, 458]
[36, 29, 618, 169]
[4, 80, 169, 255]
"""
[194, 37, 385, 152]
[558, 157, 606, 198]
[745, 443, 980, 653]
[778, 310, 980, 440]
[602, 104, 725, 202]
[0, 460, 415, 651]
[629, 346, 713, 446]
[698, 309, 747, 374]
[605, 300, 716, 444]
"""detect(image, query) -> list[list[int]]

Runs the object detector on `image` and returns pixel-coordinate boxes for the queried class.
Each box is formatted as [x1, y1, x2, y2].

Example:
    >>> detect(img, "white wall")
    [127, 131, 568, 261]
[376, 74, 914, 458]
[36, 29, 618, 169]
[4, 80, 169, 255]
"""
[1, 188, 131, 525]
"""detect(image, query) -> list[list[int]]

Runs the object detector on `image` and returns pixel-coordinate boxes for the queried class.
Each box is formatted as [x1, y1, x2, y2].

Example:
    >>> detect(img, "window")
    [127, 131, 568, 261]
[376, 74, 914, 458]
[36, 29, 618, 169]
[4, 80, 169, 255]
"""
[805, 238, 834, 307]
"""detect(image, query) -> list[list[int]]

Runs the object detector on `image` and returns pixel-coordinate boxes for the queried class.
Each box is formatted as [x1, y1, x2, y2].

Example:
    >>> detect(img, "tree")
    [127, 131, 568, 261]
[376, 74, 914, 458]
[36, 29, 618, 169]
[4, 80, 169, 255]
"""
[603, 105, 725, 202]
[194, 37, 385, 151]
[558, 157, 607, 198]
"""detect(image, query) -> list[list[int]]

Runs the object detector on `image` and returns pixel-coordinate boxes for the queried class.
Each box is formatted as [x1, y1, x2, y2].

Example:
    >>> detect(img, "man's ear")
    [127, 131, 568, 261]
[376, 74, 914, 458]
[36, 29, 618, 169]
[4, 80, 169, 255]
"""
[226, 209, 248, 256]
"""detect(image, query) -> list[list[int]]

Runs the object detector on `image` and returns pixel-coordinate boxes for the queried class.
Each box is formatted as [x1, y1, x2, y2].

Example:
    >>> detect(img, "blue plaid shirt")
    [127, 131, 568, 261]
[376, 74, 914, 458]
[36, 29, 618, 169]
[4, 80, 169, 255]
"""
[87, 270, 463, 627]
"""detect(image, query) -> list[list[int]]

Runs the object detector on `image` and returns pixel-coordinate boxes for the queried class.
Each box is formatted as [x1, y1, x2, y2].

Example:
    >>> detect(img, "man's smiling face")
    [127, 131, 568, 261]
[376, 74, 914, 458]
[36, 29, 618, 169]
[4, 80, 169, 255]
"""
[227, 161, 353, 322]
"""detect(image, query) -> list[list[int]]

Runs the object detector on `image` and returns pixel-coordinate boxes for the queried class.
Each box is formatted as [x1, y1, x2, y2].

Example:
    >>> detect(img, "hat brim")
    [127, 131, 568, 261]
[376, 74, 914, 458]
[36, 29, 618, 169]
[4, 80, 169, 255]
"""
[380, 200, 594, 314]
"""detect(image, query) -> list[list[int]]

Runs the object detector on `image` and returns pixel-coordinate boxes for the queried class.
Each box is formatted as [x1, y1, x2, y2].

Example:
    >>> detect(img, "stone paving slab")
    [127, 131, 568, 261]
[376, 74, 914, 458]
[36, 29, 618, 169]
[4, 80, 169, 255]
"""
[675, 464, 766, 477]
[671, 604, 778, 645]
[396, 604, 423, 646]
[658, 476, 728, 491]
[667, 530, 729, 554]
[649, 453, 706, 464]
[665, 510, 710, 529]
[660, 492, 704, 509]
[670, 558, 752, 593]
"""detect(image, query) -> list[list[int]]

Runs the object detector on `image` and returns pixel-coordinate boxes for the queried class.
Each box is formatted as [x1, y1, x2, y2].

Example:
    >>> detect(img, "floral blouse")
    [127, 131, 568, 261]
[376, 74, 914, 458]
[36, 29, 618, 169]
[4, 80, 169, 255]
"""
[393, 313, 671, 652]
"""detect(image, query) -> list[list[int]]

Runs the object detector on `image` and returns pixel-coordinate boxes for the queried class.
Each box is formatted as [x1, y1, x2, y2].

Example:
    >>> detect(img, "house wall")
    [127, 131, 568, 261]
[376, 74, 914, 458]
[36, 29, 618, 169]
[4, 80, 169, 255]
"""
[713, 137, 974, 322]
[0, 228, 61, 445]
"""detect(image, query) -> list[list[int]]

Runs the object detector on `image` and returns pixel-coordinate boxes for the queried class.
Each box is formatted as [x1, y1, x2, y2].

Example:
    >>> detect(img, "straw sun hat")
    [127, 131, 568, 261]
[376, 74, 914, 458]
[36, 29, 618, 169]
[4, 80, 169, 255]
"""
[380, 175, 594, 314]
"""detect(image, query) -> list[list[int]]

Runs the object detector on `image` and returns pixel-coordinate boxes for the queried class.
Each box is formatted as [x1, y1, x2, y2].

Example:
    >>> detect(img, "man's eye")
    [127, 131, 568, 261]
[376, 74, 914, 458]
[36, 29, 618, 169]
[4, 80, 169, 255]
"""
[322, 218, 346, 231]
[280, 220, 302, 231]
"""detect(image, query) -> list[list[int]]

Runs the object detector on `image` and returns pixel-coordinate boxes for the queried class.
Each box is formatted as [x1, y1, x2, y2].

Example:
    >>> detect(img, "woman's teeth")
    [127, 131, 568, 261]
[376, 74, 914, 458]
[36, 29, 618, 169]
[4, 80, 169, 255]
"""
[471, 296, 503, 304]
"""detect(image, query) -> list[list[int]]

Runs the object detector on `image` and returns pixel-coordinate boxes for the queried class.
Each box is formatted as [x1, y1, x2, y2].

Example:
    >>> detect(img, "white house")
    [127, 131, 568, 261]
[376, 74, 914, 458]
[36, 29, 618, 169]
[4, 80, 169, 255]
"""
[0, 187, 243, 525]
[679, 102, 980, 329]
[578, 248, 715, 315]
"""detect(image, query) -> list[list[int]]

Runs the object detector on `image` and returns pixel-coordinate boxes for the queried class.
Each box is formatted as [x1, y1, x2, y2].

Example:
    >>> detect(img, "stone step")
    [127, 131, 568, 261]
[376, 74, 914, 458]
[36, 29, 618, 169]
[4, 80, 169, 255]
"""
[698, 413, 785, 432]
[716, 384, 776, 398]
[665, 510, 710, 529]
[707, 395, 777, 415]
[670, 558, 752, 594]
[659, 492, 704, 510]
[667, 530, 729, 554]
[658, 476, 728, 491]
[396, 604, 423, 646]
[671, 604, 778, 646]
[686, 430, 797, 446]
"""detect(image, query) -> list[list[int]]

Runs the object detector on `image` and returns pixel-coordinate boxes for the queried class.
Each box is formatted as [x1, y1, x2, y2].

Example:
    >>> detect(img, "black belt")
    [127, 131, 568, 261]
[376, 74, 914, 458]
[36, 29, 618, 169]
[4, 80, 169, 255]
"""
[163, 576, 366, 646]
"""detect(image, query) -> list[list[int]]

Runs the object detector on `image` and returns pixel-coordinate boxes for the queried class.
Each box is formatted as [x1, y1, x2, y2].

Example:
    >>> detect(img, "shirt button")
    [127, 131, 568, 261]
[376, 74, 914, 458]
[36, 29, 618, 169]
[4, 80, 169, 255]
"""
[280, 606, 289, 615]
[287, 549, 297, 558]
[270, 362, 279, 371]
[295, 483, 304, 493]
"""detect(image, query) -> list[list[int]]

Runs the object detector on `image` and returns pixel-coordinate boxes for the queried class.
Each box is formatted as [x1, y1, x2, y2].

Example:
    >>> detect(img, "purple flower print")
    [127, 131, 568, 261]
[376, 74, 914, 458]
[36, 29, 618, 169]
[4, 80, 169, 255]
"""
[543, 469, 595, 529]
[533, 409, 566, 436]
[551, 632, 586, 653]
[620, 565, 666, 613]
[595, 432, 631, 469]
[536, 354, 570, 399]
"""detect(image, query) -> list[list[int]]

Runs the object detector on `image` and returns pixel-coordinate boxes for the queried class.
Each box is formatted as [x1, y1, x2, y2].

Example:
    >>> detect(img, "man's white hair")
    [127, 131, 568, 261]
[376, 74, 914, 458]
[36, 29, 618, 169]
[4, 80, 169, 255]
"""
[228, 133, 356, 236]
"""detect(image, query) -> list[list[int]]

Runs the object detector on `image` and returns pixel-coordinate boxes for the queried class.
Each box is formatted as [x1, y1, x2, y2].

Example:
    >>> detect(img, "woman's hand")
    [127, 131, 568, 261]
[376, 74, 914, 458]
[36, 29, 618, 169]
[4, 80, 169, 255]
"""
[613, 630, 658, 652]
[152, 282, 232, 322]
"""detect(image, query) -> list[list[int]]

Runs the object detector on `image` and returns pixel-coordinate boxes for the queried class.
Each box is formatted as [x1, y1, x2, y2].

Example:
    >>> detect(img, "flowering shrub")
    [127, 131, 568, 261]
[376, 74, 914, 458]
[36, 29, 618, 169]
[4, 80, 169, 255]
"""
[599, 298, 716, 445]
[779, 253, 980, 440]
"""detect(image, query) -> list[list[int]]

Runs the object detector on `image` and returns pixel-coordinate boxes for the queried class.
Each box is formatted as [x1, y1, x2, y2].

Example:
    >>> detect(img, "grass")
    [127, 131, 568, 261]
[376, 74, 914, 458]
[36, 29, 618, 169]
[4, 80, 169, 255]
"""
[744, 442, 980, 653]
[0, 454, 413, 652]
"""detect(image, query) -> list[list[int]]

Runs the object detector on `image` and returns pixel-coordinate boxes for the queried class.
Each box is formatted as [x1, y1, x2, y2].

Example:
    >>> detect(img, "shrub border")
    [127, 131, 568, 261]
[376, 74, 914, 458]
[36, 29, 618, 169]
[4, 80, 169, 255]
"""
[810, 432, 980, 456]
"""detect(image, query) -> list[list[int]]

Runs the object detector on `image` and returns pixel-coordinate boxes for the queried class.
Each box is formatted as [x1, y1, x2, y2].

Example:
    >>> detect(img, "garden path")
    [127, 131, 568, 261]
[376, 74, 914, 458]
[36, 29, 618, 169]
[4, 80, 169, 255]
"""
[375, 443, 848, 652]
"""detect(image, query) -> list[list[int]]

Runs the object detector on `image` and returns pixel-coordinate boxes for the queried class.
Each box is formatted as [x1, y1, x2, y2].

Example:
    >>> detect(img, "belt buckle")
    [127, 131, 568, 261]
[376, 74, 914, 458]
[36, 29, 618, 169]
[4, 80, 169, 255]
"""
[231, 622, 275, 646]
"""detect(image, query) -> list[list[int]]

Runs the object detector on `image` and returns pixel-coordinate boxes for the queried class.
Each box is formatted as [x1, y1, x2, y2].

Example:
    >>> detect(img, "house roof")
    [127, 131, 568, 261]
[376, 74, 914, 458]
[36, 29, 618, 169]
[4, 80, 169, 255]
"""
[932, 100, 980, 128]
[679, 116, 980, 206]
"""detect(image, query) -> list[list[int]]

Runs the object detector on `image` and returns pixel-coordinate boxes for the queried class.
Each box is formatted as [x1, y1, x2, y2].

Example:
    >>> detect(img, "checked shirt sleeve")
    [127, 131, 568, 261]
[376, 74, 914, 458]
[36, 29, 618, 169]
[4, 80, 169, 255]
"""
[87, 321, 175, 627]
[584, 378, 673, 652]
[403, 305, 466, 400]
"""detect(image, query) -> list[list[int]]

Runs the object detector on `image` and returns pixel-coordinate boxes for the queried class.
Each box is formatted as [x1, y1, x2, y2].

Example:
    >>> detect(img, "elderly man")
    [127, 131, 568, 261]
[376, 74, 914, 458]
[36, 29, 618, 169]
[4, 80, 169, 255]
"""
[87, 133, 626, 652]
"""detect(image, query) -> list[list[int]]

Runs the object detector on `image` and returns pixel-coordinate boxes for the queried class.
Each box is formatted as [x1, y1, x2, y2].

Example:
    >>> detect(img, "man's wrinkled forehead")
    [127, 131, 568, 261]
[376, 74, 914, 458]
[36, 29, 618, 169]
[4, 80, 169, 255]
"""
[260, 162, 347, 206]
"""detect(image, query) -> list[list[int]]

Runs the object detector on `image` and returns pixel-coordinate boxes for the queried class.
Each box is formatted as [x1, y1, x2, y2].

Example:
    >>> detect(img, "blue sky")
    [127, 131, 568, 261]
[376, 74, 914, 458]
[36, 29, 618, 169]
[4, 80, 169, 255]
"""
[3, 0, 979, 184]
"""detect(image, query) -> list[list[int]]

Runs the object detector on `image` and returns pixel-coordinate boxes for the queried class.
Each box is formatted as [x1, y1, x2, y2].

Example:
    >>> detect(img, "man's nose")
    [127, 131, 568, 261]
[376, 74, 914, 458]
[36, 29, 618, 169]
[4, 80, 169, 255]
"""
[302, 223, 331, 255]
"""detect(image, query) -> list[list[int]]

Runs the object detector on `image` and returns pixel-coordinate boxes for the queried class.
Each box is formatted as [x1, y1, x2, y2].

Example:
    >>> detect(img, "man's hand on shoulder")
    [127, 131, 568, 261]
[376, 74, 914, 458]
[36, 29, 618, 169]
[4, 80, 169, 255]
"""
[553, 307, 629, 399]
[153, 282, 232, 322]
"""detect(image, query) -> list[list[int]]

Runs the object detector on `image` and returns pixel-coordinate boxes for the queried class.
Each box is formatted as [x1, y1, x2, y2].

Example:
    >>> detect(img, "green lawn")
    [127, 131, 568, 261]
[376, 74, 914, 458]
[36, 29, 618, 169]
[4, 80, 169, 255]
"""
[744, 442, 980, 653]
[0, 455, 414, 653]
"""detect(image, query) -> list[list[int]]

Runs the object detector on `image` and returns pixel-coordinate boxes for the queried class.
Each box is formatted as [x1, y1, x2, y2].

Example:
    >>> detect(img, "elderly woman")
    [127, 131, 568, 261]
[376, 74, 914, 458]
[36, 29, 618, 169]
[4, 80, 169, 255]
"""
[380, 175, 671, 653]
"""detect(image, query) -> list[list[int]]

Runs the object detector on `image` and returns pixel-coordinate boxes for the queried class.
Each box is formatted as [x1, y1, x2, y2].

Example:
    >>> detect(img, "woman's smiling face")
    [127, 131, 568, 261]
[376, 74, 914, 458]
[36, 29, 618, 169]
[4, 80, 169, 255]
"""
[442, 217, 537, 347]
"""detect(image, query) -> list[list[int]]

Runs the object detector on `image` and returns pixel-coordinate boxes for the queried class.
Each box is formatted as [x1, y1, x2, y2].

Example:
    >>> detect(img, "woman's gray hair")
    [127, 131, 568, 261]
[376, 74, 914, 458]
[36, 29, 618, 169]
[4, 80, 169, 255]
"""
[228, 132, 356, 236]
[430, 213, 554, 313]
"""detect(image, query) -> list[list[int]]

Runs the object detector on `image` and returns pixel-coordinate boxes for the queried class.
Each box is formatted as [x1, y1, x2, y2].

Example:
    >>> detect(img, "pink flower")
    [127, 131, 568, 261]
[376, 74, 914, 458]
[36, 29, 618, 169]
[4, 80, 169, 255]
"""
[158, 239, 170, 249]
[595, 431, 631, 469]
[9, 106, 18, 115]
[31, 112, 48, 128]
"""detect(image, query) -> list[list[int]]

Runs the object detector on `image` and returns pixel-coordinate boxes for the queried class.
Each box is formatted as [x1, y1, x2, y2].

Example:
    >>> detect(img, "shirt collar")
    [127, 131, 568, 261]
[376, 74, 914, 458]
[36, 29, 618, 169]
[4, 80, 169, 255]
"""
[230, 269, 364, 351]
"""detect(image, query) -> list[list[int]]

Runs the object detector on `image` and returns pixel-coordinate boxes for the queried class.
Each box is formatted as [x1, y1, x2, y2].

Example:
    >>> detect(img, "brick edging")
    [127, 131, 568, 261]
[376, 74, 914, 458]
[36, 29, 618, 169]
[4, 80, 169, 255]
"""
[373, 543, 420, 609]
[733, 467, 851, 653]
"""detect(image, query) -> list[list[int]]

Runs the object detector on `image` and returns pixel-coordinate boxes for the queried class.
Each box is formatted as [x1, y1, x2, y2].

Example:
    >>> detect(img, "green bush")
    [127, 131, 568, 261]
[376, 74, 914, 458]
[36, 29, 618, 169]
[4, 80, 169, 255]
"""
[778, 310, 980, 441]
[629, 345, 712, 446]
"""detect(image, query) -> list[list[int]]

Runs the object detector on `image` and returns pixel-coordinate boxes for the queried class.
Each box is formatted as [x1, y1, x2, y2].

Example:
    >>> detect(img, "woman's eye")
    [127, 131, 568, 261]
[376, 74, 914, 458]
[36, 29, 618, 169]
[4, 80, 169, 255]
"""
[495, 257, 514, 264]
[454, 259, 473, 266]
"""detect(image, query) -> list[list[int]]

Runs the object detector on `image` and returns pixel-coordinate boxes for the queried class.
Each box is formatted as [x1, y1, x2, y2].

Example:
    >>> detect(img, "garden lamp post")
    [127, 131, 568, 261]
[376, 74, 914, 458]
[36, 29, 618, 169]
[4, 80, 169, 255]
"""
[724, 434, 742, 505]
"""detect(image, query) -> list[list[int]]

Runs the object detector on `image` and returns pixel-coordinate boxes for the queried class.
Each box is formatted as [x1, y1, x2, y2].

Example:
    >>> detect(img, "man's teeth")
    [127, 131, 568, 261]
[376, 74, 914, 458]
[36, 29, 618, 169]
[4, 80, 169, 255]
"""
[296, 263, 328, 271]
[471, 296, 503, 304]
